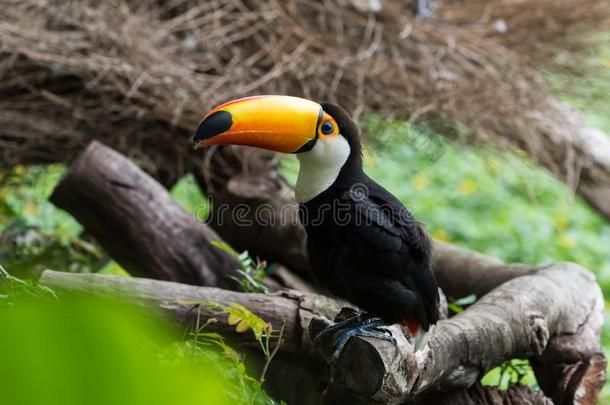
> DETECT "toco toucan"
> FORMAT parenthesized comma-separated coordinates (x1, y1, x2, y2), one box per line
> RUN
(194, 95, 439, 353)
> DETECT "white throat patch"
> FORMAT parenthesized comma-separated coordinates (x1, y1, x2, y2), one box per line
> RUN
(295, 135, 351, 203)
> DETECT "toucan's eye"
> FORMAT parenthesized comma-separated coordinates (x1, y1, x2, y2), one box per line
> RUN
(321, 121, 334, 135)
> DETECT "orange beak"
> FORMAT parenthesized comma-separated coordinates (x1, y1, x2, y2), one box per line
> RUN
(193, 95, 322, 153)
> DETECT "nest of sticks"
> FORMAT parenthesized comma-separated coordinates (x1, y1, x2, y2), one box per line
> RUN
(0, 0, 608, 174)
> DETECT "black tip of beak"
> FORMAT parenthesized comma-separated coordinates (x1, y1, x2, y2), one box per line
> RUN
(193, 110, 233, 146)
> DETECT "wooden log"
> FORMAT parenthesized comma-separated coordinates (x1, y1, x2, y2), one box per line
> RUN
(38, 270, 341, 354)
(415, 262, 605, 405)
(433, 383, 553, 405)
(430, 240, 536, 299)
(50, 141, 240, 289)
(40, 258, 606, 404)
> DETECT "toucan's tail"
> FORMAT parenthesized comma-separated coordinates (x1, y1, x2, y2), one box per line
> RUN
(402, 318, 420, 337)
(401, 318, 432, 351)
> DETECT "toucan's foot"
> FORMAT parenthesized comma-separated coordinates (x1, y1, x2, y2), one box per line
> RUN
(331, 319, 395, 360)
(314, 315, 396, 360)
(314, 313, 371, 344)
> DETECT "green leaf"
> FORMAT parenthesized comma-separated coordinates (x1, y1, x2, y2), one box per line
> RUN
(210, 240, 239, 257)
(227, 313, 240, 326)
(235, 320, 250, 333)
(453, 294, 477, 306)
(447, 303, 464, 314)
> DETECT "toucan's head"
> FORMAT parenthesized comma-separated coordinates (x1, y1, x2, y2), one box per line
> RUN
(194, 95, 362, 201)
(193, 95, 360, 157)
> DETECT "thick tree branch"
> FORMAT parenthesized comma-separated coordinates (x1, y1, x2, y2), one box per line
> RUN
(40, 259, 605, 404)
(39, 270, 340, 354)
(430, 240, 536, 299)
(49, 141, 240, 289)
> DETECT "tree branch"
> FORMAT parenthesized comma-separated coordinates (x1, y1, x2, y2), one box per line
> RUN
(40, 258, 605, 404)
(49, 141, 240, 289)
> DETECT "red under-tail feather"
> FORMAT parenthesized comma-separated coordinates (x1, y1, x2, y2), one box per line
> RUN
(401, 318, 421, 337)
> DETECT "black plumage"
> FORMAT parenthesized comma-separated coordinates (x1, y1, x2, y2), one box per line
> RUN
(299, 103, 439, 331)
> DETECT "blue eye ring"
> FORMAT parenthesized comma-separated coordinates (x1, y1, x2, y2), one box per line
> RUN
(321, 121, 334, 135)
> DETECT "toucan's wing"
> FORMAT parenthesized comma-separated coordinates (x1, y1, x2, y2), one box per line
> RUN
(340, 181, 439, 327)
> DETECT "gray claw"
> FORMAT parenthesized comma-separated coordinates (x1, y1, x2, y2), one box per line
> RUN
(315, 314, 364, 343)
(328, 319, 396, 360)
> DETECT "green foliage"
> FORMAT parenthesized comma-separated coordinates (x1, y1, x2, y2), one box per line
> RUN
(97, 259, 130, 276)
(197, 301, 285, 386)
(0, 222, 103, 278)
(171, 173, 210, 220)
(447, 294, 477, 315)
(481, 359, 537, 389)
(0, 165, 104, 277)
(0, 263, 57, 305)
(0, 269, 280, 405)
(211, 241, 269, 293)
(169, 301, 284, 404)
(363, 125, 610, 277)
(0, 295, 229, 405)
(0, 165, 80, 234)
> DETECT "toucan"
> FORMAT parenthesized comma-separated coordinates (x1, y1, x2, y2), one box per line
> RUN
(193, 95, 439, 352)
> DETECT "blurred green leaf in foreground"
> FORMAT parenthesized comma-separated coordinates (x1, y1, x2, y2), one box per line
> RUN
(0, 267, 279, 405)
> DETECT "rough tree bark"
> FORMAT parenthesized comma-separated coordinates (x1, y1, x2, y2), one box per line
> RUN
(40, 255, 605, 404)
(49, 141, 240, 289)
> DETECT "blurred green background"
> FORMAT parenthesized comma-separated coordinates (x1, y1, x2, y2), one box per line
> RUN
(0, 32, 608, 405)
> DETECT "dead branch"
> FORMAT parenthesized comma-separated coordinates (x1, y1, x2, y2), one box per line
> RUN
(49, 141, 240, 288)
(40, 256, 605, 404)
